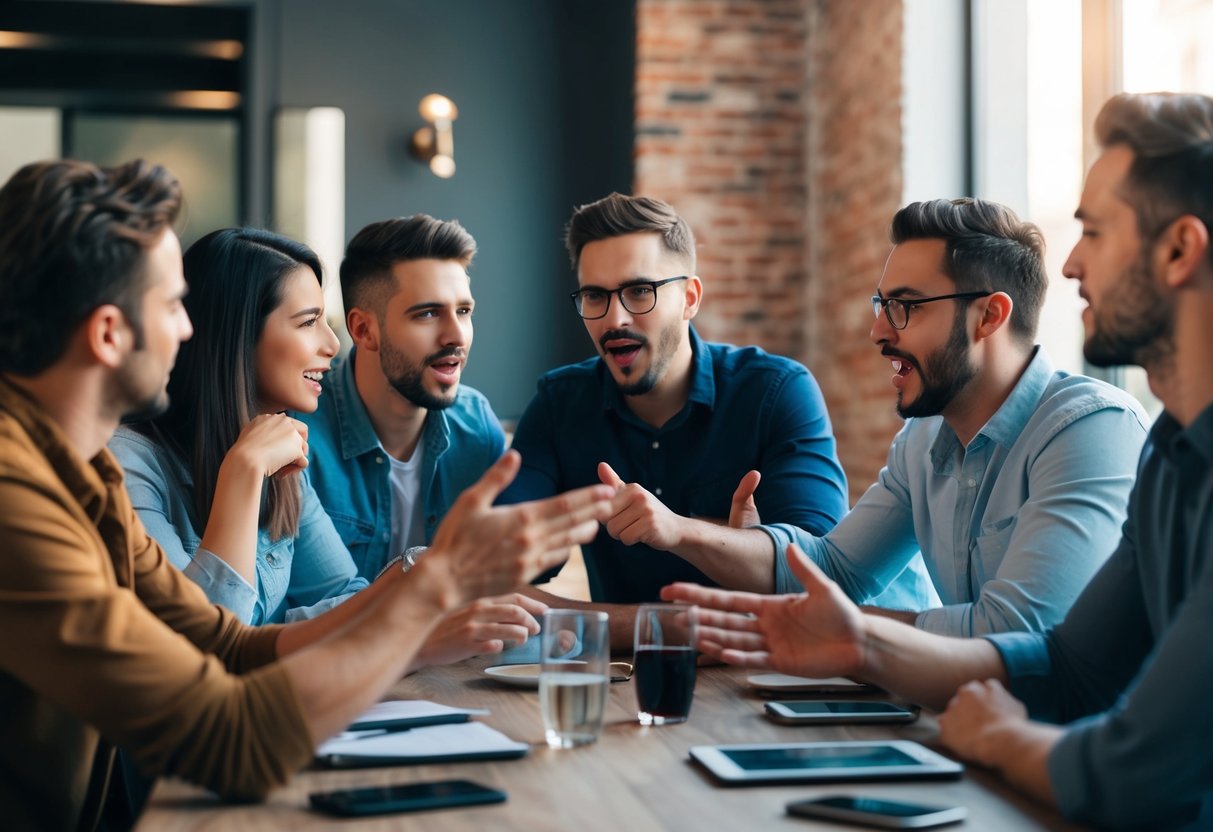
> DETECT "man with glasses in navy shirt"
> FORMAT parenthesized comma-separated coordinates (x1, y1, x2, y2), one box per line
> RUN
(500, 193, 851, 645)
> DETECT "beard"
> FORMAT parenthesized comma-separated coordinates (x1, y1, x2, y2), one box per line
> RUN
(600, 321, 682, 397)
(888, 311, 978, 419)
(380, 341, 462, 411)
(113, 351, 171, 423)
(1083, 249, 1175, 369)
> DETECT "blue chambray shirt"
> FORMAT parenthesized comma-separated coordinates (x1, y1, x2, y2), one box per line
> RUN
(297, 348, 506, 579)
(764, 347, 1150, 636)
(500, 326, 849, 603)
(988, 405, 1213, 829)
(109, 426, 368, 624)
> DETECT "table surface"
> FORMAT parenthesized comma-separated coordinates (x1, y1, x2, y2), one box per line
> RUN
(139, 658, 1085, 831)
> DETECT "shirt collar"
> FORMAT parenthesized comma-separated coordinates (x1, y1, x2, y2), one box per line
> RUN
(1154, 401, 1213, 468)
(930, 345, 1053, 469)
(0, 375, 114, 520)
(332, 348, 448, 460)
(600, 325, 715, 415)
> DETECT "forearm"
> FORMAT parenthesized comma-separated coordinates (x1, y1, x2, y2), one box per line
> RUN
(669, 522, 775, 592)
(861, 606, 919, 626)
(976, 720, 1061, 809)
(198, 454, 264, 584)
(276, 558, 457, 743)
(276, 565, 400, 655)
(860, 616, 1007, 710)
(522, 586, 637, 652)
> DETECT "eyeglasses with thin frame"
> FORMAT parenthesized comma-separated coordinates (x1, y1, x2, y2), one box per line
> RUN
(570, 276, 690, 320)
(871, 290, 993, 331)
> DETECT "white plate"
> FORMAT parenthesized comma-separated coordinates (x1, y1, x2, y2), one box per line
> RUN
(483, 663, 542, 688)
(745, 672, 878, 693)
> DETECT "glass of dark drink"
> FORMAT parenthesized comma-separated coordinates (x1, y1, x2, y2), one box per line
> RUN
(633, 603, 698, 725)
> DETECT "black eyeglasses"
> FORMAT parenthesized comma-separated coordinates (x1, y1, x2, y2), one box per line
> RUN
(871, 291, 993, 331)
(570, 276, 690, 320)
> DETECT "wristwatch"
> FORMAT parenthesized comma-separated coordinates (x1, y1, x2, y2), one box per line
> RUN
(374, 545, 429, 580)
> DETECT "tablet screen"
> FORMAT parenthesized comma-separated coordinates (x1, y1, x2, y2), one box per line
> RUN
(723, 745, 918, 771)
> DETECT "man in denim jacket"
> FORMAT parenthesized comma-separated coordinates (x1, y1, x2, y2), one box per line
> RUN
(300, 215, 506, 579)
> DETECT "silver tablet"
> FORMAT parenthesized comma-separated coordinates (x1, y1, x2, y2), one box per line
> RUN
(689, 740, 963, 784)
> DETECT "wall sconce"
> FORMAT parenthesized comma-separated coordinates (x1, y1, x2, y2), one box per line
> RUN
(409, 93, 458, 178)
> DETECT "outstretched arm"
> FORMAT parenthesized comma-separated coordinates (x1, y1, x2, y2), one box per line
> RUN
(662, 543, 1006, 711)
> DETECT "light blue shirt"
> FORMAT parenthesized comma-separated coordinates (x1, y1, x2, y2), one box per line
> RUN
(109, 426, 368, 624)
(297, 348, 506, 579)
(763, 348, 1150, 636)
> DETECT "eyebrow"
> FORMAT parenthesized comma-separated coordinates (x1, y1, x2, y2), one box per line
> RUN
(404, 299, 475, 314)
(877, 286, 930, 299)
(290, 306, 322, 319)
(578, 276, 663, 292)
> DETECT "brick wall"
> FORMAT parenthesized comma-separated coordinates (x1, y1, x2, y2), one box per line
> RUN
(634, 0, 905, 502)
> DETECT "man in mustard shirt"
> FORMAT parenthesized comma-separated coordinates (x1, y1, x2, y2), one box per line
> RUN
(0, 159, 617, 830)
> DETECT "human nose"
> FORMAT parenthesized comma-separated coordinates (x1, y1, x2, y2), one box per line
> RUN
(600, 290, 632, 329)
(320, 317, 339, 356)
(1061, 245, 1081, 283)
(869, 302, 895, 345)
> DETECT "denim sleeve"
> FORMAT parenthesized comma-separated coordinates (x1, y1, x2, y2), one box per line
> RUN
(916, 404, 1145, 637)
(110, 432, 259, 622)
(283, 476, 368, 621)
(1037, 542, 1213, 828)
(752, 367, 848, 537)
(766, 422, 926, 605)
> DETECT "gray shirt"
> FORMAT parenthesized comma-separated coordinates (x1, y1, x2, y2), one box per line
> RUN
(989, 404, 1213, 829)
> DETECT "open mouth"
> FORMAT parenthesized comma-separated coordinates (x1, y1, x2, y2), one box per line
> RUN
(428, 357, 462, 383)
(888, 357, 915, 389)
(303, 369, 326, 394)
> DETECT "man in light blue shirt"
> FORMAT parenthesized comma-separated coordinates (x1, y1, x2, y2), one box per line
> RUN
(300, 215, 506, 579)
(667, 92, 1213, 829)
(758, 198, 1149, 636)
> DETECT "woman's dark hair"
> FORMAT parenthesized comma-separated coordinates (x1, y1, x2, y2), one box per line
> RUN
(134, 228, 322, 540)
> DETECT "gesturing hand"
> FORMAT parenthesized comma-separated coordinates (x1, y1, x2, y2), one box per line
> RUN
(661, 543, 867, 680)
(728, 470, 762, 528)
(938, 679, 1029, 766)
(420, 451, 619, 606)
(597, 461, 686, 551)
(412, 593, 547, 670)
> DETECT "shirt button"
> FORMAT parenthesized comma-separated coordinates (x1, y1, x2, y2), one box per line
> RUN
(654, 487, 663, 496)
(651, 441, 660, 450)
(376, 456, 384, 464)
(967, 478, 977, 488)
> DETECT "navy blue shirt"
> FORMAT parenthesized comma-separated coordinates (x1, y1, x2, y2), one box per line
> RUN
(990, 404, 1213, 829)
(501, 327, 848, 603)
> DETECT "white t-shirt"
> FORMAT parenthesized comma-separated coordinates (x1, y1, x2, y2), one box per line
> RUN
(386, 442, 427, 558)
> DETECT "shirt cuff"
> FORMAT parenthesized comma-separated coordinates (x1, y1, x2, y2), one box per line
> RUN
(183, 547, 257, 623)
(760, 523, 801, 593)
(984, 631, 1060, 720)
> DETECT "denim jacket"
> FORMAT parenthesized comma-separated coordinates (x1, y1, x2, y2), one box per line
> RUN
(297, 348, 506, 579)
(109, 426, 368, 624)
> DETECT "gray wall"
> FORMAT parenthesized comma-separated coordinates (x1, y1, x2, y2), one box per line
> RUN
(267, 0, 634, 420)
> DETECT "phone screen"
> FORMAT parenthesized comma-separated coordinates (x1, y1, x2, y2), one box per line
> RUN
(725, 745, 919, 771)
(310, 779, 506, 816)
(814, 796, 946, 817)
(780, 701, 911, 715)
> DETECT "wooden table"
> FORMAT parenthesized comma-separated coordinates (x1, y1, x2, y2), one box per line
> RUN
(139, 658, 1084, 830)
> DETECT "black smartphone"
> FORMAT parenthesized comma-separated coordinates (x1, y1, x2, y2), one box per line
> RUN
(764, 700, 919, 725)
(787, 795, 966, 829)
(308, 779, 506, 817)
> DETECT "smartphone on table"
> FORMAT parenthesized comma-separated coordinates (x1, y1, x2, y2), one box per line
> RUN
(309, 779, 506, 817)
(787, 795, 966, 828)
(764, 700, 919, 725)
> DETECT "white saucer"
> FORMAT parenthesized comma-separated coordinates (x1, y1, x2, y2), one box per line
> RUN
(483, 663, 542, 688)
(745, 672, 877, 693)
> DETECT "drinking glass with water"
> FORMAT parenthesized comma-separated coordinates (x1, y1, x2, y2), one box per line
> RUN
(538, 610, 610, 749)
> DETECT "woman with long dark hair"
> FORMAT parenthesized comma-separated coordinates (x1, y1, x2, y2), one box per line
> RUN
(112, 226, 545, 659)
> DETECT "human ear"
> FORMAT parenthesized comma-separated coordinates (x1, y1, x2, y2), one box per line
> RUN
(84, 304, 131, 368)
(1158, 215, 1210, 289)
(682, 275, 703, 321)
(974, 292, 1014, 340)
(346, 307, 380, 351)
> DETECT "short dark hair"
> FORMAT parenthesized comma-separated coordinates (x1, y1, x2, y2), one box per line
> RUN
(890, 198, 1047, 344)
(138, 228, 322, 541)
(340, 214, 476, 317)
(564, 192, 696, 272)
(1095, 92, 1213, 261)
(0, 158, 181, 375)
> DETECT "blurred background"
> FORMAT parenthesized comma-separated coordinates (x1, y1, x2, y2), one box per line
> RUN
(2, 0, 1210, 501)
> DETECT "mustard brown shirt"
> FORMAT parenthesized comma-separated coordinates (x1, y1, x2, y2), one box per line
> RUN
(0, 377, 313, 831)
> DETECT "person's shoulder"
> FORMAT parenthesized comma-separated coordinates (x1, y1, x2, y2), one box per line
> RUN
(109, 425, 171, 465)
(535, 355, 603, 391)
(1038, 369, 1150, 426)
(446, 385, 503, 432)
(706, 339, 807, 379)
